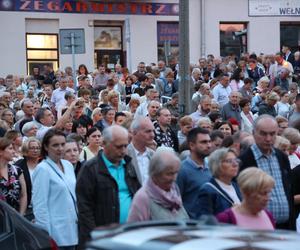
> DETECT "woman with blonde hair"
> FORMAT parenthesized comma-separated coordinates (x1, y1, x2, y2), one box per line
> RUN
(258, 91, 279, 117)
(107, 90, 123, 112)
(282, 127, 300, 169)
(217, 167, 275, 230)
(15, 138, 41, 220)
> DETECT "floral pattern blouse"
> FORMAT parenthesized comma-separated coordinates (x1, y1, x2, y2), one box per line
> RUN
(0, 164, 23, 211)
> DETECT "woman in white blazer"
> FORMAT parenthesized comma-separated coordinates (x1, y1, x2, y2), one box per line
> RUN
(32, 129, 78, 249)
(240, 98, 255, 134)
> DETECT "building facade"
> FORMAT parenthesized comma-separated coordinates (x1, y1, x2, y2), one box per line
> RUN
(0, 0, 300, 76)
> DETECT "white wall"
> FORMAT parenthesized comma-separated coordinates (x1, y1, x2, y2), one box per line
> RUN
(1, 0, 300, 76)
(0, 10, 178, 76)
(203, 0, 300, 58)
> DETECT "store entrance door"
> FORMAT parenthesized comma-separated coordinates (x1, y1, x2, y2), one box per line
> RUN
(95, 50, 123, 70)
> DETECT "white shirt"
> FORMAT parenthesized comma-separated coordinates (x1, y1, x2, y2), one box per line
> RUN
(212, 83, 232, 107)
(51, 87, 75, 110)
(216, 179, 241, 205)
(133, 146, 150, 185)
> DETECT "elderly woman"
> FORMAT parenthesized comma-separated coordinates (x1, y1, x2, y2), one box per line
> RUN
(193, 148, 242, 218)
(217, 167, 275, 230)
(240, 98, 254, 133)
(127, 148, 189, 222)
(258, 92, 279, 117)
(63, 138, 82, 177)
(274, 91, 291, 119)
(108, 90, 123, 112)
(21, 121, 38, 142)
(178, 116, 193, 146)
(1, 108, 14, 129)
(198, 117, 213, 133)
(251, 76, 270, 114)
(282, 128, 300, 169)
(15, 138, 41, 220)
(92, 107, 102, 125)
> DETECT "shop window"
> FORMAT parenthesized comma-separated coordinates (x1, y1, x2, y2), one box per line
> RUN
(220, 23, 247, 58)
(94, 26, 123, 70)
(157, 22, 179, 67)
(26, 33, 59, 75)
(280, 23, 300, 52)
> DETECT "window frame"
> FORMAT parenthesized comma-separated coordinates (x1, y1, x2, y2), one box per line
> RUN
(26, 33, 59, 75)
(219, 22, 248, 58)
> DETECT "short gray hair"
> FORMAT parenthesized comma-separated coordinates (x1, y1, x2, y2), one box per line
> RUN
(253, 114, 277, 131)
(92, 107, 102, 118)
(149, 147, 180, 178)
(22, 121, 38, 135)
(208, 147, 236, 177)
(102, 125, 128, 143)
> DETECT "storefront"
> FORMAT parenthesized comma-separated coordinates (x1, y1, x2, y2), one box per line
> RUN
(0, 0, 300, 77)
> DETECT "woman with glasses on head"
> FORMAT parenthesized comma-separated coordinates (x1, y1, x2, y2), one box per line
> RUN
(15, 138, 41, 220)
(193, 148, 242, 219)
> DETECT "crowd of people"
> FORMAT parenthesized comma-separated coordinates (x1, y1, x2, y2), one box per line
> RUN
(1, 45, 300, 249)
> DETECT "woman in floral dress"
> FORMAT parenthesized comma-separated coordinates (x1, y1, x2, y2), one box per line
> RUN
(0, 137, 27, 215)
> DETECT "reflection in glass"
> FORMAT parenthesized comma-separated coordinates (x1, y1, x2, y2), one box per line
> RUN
(27, 50, 58, 60)
(27, 34, 57, 49)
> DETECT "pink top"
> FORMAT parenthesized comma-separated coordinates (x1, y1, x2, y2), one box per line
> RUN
(232, 207, 275, 230)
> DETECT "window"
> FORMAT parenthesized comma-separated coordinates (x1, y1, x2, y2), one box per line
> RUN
(220, 23, 247, 57)
(157, 22, 179, 66)
(280, 23, 300, 52)
(26, 33, 59, 75)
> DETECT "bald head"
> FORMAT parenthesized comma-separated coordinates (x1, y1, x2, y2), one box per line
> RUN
(102, 125, 129, 165)
(253, 115, 278, 154)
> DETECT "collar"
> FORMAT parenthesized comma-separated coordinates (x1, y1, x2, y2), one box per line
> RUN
(132, 144, 149, 156)
(186, 155, 208, 170)
(251, 144, 276, 160)
(102, 152, 125, 168)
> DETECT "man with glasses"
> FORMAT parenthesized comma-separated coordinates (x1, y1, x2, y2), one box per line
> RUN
(76, 125, 140, 247)
(239, 115, 294, 229)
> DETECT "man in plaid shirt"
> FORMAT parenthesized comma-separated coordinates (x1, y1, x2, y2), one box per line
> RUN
(239, 115, 295, 230)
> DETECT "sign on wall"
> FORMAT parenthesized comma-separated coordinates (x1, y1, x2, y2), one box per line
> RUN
(249, 0, 300, 16)
(157, 22, 179, 46)
(0, 0, 179, 16)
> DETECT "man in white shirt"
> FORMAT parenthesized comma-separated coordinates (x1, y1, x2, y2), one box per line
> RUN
(127, 117, 155, 185)
(51, 77, 75, 112)
(212, 74, 231, 107)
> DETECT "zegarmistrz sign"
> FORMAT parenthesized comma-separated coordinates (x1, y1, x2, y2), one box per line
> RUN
(0, 0, 179, 16)
(249, 0, 300, 16)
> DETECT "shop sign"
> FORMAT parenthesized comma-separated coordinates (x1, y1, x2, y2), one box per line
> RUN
(157, 22, 179, 46)
(249, 0, 300, 16)
(0, 0, 179, 16)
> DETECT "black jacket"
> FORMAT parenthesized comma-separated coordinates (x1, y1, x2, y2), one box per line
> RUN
(239, 147, 295, 229)
(76, 151, 140, 246)
(258, 102, 277, 117)
(15, 158, 32, 208)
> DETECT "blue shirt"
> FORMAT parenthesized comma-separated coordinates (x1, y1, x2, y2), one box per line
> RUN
(177, 156, 212, 218)
(251, 144, 290, 223)
(102, 153, 132, 224)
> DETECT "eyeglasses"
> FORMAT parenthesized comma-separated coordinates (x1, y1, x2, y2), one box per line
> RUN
(29, 147, 40, 151)
(223, 158, 241, 165)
